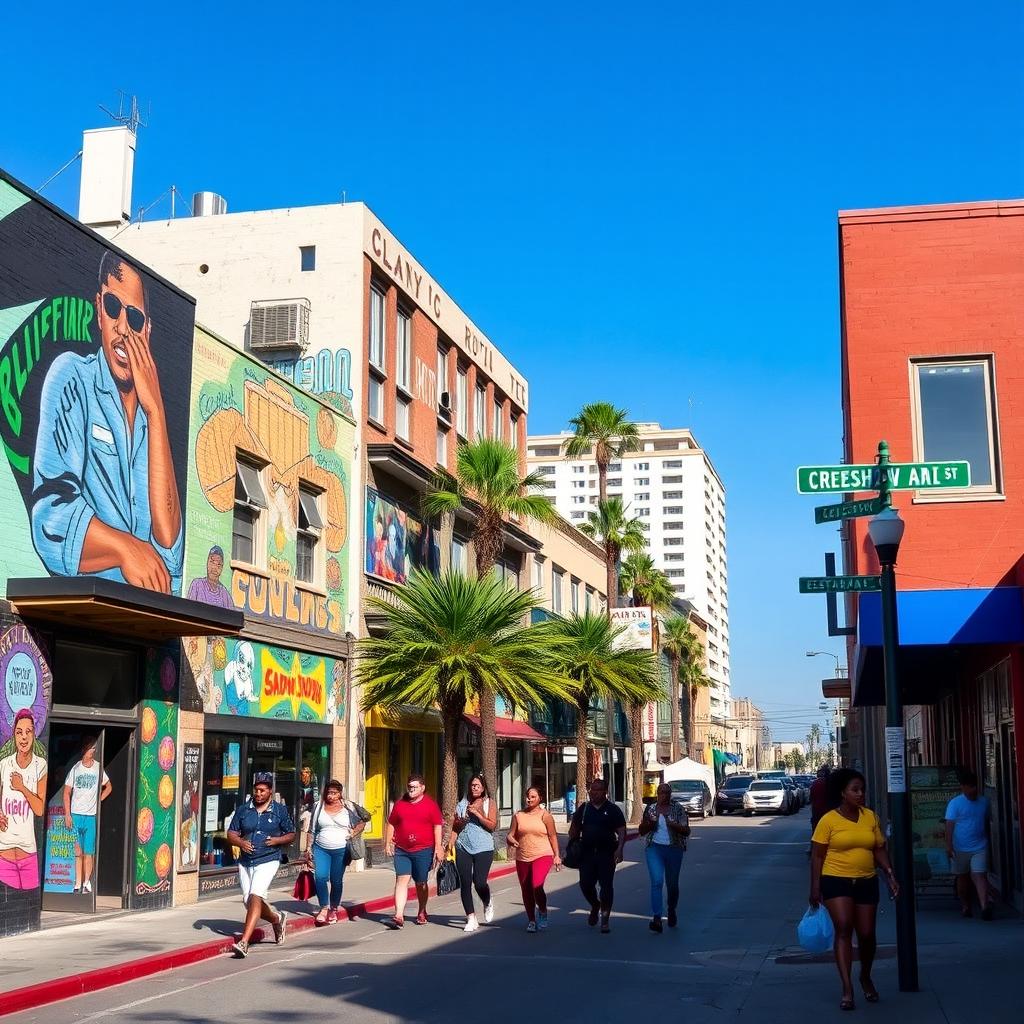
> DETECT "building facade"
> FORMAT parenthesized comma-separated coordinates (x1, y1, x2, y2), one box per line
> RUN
(839, 198, 1024, 910)
(526, 423, 731, 717)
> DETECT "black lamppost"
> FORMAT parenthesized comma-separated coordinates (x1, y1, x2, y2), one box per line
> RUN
(867, 506, 919, 993)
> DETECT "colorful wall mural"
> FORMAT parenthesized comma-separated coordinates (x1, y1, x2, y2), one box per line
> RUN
(186, 330, 353, 636)
(364, 487, 440, 585)
(266, 347, 354, 418)
(183, 636, 345, 724)
(0, 174, 195, 594)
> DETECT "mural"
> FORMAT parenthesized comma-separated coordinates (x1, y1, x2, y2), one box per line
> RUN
(364, 487, 440, 585)
(0, 175, 194, 593)
(0, 625, 50, 892)
(183, 636, 346, 725)
(186, 331, 353, 636)
(266, 347, 354, 418)
(179, 743, 201, 872)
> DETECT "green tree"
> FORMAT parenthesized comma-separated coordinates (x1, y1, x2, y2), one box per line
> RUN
(660, 615, 704, 763)
(541, 612, 662, 807)
(783, 749, 807, 773)
(357, 571, 574, 823)
(423, 437, 558, 792)
(579, 498, 647, 615)
(563, 402, 640, 504)
(619, 553, 675, 612)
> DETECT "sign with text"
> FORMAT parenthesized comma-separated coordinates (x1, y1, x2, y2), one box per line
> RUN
(610, 607, 654, 651)
(179, 743, 201, 872)
(797, 461, 970, 494)
(814, 497, 882, 524)
(799, 575, 881, 594)
(885, 726, 907, 794)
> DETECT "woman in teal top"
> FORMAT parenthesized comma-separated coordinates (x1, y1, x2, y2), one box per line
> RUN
(449, 774, 498, 933)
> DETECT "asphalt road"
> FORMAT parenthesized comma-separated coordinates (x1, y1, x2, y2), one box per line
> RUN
(9, 807, 815, 1024)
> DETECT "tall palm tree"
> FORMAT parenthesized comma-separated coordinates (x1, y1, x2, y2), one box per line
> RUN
(564, 402, 640, 503)
(683, 652, 713, 762)
(579, 498, 646, 613)
(661, 615, 704, 763)
(619, 553, 675, 612)
(358, 571, 573, 824)
(422, 438, 559, 796)
(541, 613, 662, 801)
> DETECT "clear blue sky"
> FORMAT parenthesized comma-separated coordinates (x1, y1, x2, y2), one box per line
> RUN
(3, 3, 1022, 741)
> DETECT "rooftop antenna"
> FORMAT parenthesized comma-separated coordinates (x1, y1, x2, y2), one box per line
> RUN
(99, 91, 150, 136)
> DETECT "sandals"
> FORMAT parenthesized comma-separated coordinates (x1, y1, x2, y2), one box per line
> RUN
(314, 909, 330, 927)
(600, 913, 611, 934)
(840, 996, 855, 1011)
(861, 979, 880, 1003)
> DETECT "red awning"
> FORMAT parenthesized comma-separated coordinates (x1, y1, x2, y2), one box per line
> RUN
(462, 714, 545, 742)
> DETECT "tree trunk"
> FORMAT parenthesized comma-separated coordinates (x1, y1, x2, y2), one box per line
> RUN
(440, 705, 462, 844)
(669, 653, 681, 763)
(606, 541, 619, 615)
(576, 691, 590, 801)
(689, 685, 698, 761)
(473, 513, 503, 797)
(597, 452, 608, 505)
(628, 701, 644, 826)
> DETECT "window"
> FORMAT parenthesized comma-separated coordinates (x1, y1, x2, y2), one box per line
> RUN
(452, 537, 468, 575)
(532, 558, 544, 592)
(475, 384, 486, 439)
(396, 310, 411, 391)
(636, 507, 649, 517)
(663, 475, 682, 484)
(635, 492, 650, 501)
(913, 358, 999, 492)
(573, 480, 586, 489)
(634, 477, 649, 486)
(300, 245, 316, 272)
(664, 506, 684, 515)
(233, 458, 267, 564)
(437, 427, 448, 466)
(571, 577, 580, 613)
(493, 398, 503, 439)
(573, 465, 585, 474)
(369, 285, 386, 370)
(665, 521, 685, 531)
(537, 465, 556, 475)
(664, 537, 684, 547)
(571, 511, 585, 520)
(455, 368, 468, 436)
(609, 462, 621, 472)
(552, 567, 564, 613)
(635, 462, 649, 470)
(664, 553, 684, 562)
(396, 395, 411, 442)
(437, 346, 450, 405)
(664, 490, 683, 499)
(493, 559, 519, 590)
(296, 485, 323, 584)
(664, 459, 682, 468)
(585, 587, 594, 613)
(607, 478, 622, 487)
(368, 374, 384, 425)
(511, 413, 519, 452)
(572, 496, 586, 504)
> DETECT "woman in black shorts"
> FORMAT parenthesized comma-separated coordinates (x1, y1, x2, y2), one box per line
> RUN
(809, 768, 899, 1011)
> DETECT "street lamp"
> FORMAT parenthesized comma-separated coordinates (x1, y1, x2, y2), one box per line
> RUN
(806, 650, 842, 677)
(867, 505, 918, 993)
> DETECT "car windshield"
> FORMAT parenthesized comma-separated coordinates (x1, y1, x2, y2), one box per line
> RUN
(723, 777, 753, 790)
(749, 781, 783, 791)
(670, 781, 702, 793)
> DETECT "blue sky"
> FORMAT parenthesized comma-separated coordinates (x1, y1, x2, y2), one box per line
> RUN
(3, 2, 1022, 740)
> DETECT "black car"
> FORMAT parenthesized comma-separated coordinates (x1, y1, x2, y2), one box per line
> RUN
(669, 779, 715, 818)
(715, 774, 755, 814)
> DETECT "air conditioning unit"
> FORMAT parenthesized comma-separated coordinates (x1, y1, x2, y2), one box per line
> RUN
(438, 391, 452, 423)
(249, 298, 311, 354)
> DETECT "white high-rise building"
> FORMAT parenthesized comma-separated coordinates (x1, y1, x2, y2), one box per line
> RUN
(527, 423, 730, 717)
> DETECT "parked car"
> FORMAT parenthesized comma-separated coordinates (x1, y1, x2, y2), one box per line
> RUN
(743, 779, 788, 816)
(792, 774, 815, 803)
(715, 774, 755, 814)
(669, 779, 715, 818)
(780, 776, 801, 812)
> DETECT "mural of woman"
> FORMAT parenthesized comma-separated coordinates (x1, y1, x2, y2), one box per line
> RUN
(0, 710, 47, 890)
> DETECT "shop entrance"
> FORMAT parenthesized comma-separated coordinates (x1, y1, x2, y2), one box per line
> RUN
(42, 723, 134, 913)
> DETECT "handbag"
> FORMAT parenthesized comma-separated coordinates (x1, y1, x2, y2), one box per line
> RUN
(292, 867, 316, 901)
(562, 804, 589, 870)
(436, 851, 461, 897)
(344, 800, 372, 862)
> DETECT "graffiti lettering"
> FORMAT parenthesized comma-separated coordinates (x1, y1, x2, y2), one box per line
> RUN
(414, 358, 437, 410)
(231, 568, 343, 635)
(263, 668, 324, 705)
(51, 375, 82, 457)
(267, 349, 354, 407)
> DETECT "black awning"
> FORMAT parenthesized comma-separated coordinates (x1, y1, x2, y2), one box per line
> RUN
(7, 576, 243, 642)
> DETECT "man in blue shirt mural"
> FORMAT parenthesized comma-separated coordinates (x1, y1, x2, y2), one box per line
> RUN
(30, 252, 183, 593)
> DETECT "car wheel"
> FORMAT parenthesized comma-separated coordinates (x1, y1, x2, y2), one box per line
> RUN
(745, 810, 754, 817)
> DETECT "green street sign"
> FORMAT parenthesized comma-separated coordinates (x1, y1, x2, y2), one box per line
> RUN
(797, 461, 971, 494)
(814, 497, 883, 524)
(799, 575, 881, 594)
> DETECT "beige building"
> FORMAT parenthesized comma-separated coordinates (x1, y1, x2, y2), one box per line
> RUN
(527, 517, 608, 616)
(724, 698, 772, 772)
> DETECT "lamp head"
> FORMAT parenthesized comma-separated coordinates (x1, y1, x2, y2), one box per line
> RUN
(868, 507, 905, 565)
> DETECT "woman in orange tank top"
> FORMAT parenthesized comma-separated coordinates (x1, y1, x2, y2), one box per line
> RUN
(506, 787, 562, 932)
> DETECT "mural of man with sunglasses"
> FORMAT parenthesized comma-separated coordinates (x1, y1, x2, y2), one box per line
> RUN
(30, 251, 183, 594)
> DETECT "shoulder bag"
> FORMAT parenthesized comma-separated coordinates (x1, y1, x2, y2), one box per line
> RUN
(562, 804, 589, 870)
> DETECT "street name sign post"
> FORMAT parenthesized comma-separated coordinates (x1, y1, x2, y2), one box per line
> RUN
(797, 460, 970, 495)
(799, 575, 881, 594)
(814, 496, 882, 524)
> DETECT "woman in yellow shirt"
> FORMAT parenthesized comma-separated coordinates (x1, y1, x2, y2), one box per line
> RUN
(810, 768, 899, 1011)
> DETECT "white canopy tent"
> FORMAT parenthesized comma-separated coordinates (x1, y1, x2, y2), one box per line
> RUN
(660, 756, 716, 798)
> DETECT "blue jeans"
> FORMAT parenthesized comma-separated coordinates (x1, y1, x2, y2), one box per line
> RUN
(645, 843, 683, 916)
(312, 844, 349, 909)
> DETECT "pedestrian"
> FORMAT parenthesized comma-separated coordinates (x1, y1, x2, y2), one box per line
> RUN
(639, 782, 690, 932)
(944, 768, 993, 920)
(297, 765, 319, 854)
(567, 777, 626, 933)
(62, 736, 112, 894)
(308, 779, 367, 926)
(809, 767, 898, 1011)
(506, 786, 561, 932)
(226, 771, 295, 958)
(385, 773, 444, 927)
(449, 773, 498, 933)
(807, 765, 832, 856)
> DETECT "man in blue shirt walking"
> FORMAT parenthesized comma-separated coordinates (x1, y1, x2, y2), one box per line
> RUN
(945, 768, 993, 919)
(31, 252, 183, 593)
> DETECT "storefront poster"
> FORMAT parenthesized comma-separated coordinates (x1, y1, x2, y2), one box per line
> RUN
(204, 794, 219, 832)
(184, 637, 345, 724)
(41, 790, 76, 892)
(0, 624, 51, 750)
(0, 174, 194, 594)
(910, 765, 961, 884)
(179, 743, 201, 872)
(365, 487, 440, 585)
(222, 743, 240, 790)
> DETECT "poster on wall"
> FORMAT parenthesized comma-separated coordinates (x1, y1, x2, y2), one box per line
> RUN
(179, 743, 201, 872)
(910, 765, 961, 887)
(610, 607, 654, 651)
(222, 742, 240, 790)
(365, 487, 440, 584)
(0, 172, 195, 594)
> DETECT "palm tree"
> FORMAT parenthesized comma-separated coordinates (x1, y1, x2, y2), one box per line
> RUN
(542, 613, 662, 802)
(563, 402, 640, 503)
(423, 437, 558, 792)
(357, 571, 573, 824)
(660, 615, 704, 763)
(682, 652, 713, 762)
(579, 498, 646, 613)
(619, 553, 675, 612)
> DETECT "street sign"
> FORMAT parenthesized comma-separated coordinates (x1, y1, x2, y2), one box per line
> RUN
(814, 496, 882, 524)
(797, 461, 971, 494)
(799, 575, 882, 594)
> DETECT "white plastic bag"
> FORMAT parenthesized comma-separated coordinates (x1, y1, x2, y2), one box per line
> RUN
(797, 905, 835, 953)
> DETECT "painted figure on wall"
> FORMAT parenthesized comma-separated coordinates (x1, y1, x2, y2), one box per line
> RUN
(186, 545, 233, 609)
(224, 641, 257, 713)
(63, 736, 111, 894)
(364, 488, 440, 585)
(31, 253, 183, 594)
(0, 710, 47, 891)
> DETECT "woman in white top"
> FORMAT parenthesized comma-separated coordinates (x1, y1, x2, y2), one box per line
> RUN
(308, 779, 365, 925)
(0, 710, 47, 891)
(638, 782, 690, 933)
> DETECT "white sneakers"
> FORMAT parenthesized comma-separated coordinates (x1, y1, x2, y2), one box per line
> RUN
(464, 915, 480, 933)
(484, 900, 495, 924)
(526, 921, 538, 933)
(83, 881, 93, 894)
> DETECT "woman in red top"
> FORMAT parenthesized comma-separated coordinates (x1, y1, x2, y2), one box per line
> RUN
(385, 773, 444, 927)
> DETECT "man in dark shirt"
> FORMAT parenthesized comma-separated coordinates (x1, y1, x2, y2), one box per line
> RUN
(226, 772, 296, 958)
(807, 766, 832, 855)
(568, 778, 626, 933)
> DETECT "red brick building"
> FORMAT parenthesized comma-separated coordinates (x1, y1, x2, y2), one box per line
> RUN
(840, 200, 1024, 910)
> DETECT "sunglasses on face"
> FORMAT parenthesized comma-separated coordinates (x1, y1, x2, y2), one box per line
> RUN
(102, 291, 147, 332)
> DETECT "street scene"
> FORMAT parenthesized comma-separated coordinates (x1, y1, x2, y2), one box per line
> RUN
(1, 4, 1023, 1022)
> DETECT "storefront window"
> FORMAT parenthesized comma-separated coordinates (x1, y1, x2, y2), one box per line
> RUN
(246, 737, 298, 859)
(201, 734, 242, 869)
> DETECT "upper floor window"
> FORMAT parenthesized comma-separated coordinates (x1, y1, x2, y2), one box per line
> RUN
(912, 357, 1000, 494)
(233, 457, 267, 565)
(456, 367, 469, 436)
(552, 566, 565, 613)
(452, 536, 468, 575)
(510, 413, 520, 452)
(396, 309, 411, 391)
(296, 484, 324, 584)
(300, 245, 316, 272)
(475, 384, 487, 440)
(437, 346, 450, 402)
(369, 285, 386, 371)
(493, 398, 503, 440)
